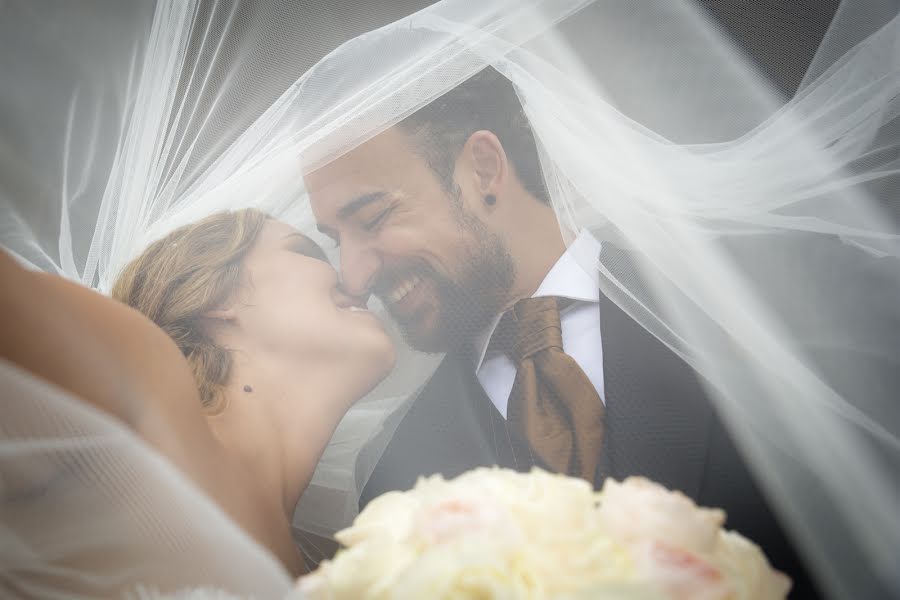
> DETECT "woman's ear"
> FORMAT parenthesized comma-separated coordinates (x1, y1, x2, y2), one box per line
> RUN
(467, 130, 508, 200)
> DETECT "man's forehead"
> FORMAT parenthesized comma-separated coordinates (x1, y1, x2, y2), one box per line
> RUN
(306, 131, 418, 210)
(308, 130, 414, 184)
(305, 166, 385, 215)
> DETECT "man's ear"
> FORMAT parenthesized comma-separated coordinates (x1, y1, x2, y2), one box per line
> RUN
(467, 130, 508, 199)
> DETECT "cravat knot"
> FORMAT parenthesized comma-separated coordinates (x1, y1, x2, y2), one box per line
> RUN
(490, 295, 603, 483)
(495, 297, 564, 364)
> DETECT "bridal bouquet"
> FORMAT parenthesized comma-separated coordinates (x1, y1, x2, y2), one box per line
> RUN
(297, 468, 790, 599)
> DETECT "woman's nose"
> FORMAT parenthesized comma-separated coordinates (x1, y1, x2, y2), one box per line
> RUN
(332, 284, 369, 309)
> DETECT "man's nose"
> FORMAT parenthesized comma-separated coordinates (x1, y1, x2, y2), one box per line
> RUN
(338, 239, 381, 298)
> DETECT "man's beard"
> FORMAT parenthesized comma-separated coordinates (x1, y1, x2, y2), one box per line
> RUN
(379, 216, 515, 354)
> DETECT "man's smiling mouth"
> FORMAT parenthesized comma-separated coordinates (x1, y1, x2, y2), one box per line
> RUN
(386, 274, 423, 305)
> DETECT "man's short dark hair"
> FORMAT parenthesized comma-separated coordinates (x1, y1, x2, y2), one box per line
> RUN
(397, 66, 549, 203)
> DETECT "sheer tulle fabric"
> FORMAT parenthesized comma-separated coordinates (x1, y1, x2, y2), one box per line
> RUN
(0, 360, 293, 598)
(1, 0, 898, 597)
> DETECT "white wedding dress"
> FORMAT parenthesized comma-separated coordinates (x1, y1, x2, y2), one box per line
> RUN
(2, 0, 899, 598)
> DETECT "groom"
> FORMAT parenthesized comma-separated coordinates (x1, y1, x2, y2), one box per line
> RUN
(306, 67, 818, 595)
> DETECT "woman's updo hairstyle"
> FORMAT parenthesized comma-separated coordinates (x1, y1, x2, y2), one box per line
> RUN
(112, 209, 268, 410)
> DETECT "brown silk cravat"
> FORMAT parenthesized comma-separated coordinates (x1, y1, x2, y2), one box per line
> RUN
(494, 297, 604, 481)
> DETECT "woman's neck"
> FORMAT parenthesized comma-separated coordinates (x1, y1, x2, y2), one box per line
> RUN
(207, 347, 357, 575)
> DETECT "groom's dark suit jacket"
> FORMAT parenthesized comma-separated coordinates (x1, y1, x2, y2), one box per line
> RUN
(361, 236, 900, 599)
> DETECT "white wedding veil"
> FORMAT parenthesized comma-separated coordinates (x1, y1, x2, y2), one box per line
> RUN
(0, 359, 294, 598)
(2, 0, 899, 598)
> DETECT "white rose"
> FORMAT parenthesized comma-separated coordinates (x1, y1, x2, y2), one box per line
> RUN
(334, 489, 419, 547)
(297, 469, 790, 600)
(714, 530, 792, 600)
(598, 477, 725, 554)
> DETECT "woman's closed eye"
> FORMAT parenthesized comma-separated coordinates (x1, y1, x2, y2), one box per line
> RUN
(291, 244, 330, 264)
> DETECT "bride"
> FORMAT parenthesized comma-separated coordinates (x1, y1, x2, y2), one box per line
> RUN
(1, 208, 393, 584)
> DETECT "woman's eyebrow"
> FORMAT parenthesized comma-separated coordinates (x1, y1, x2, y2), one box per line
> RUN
(282, 232, 328, 260)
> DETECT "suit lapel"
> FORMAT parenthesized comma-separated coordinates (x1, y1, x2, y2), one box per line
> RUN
(361, 353, 502, 506)
(598, 267, 714, 499)
(460, 354, 540, 474)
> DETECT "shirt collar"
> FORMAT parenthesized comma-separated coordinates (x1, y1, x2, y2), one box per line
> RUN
(471, 230, 602, 370)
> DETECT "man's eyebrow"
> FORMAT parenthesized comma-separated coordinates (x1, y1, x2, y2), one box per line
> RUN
(336, 192, 387, 220)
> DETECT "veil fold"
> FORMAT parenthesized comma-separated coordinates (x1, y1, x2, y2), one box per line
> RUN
(0, 359, 293, 598)
(2, 1, 898, 597)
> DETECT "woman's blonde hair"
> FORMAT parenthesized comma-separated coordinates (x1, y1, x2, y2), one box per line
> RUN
(112, 209, 269, 409)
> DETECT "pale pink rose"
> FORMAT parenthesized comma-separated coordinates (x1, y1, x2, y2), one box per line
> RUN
(414, 496, 522, 547)
(635, 540, 733, 600)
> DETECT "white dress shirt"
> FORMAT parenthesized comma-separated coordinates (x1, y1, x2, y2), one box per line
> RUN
(474, 231, 604, 418)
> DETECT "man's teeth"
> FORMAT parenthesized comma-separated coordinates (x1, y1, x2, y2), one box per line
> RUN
(388, 275, 422, 304)
(347, 306, 368, 312)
